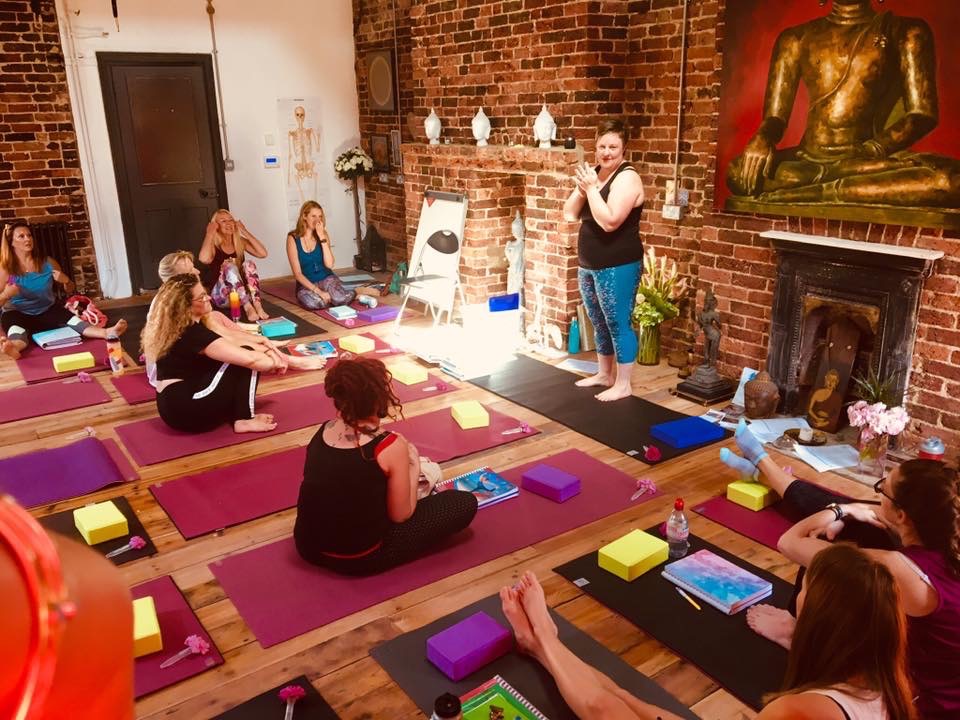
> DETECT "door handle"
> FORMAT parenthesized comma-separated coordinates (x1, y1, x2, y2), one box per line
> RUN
(199, 188, 220, 199)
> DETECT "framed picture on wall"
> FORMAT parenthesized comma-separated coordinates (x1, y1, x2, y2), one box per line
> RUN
(389, 129, 402, 168)
(370, 134, 390, 172)
(365, 49, 396, 113)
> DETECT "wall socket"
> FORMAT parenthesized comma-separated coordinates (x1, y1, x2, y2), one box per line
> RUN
(662, 204, 683, 221)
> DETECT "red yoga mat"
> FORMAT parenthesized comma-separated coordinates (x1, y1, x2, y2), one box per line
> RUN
(114, 385, 336, 466)
(691, 495, 803, 550)
(131, 575, 223, 698)
(15, 338, 110, 384)
(151, 446, 307, 539)
(0, 377, 111, 424)
(110, 372, 154, 405)
(260, 281, 299, 305)
(209, 448, 658, 648)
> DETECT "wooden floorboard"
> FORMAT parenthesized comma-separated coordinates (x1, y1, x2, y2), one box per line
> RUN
(2, 280, 877, 719)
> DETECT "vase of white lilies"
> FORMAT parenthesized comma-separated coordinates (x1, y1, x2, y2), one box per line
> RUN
(631, 247, 688, 365)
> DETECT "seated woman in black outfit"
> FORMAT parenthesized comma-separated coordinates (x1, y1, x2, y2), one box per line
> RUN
(141, 274, 324, 434)
(294, 357, 478, 575)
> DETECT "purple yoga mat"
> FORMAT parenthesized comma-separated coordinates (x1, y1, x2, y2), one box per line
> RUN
(0, 377, 111, 424)
(115, 385, 335, 466)
(15, 339, 110, 384)
(210, 448, 657, 647)
(0, 436, 138, 508)
(387, 405, 538, 463)
(151, 446, 307, 539)
(132, 575, 223, 698)
(692, 495, 805, 550)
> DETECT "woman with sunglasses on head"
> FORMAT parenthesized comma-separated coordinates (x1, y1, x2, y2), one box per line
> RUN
(141, 274, 324, 434)
(199, 209, 270, 321)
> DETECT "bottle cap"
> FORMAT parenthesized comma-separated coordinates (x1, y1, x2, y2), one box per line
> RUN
(434, 692, 461, 718)
(674, 498, 684, 511)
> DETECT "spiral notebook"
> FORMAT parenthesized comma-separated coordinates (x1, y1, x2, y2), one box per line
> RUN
(661, 549, 772, 615)
(460, 675, 548, 720)
(436, 467, 518, 509)
(32, 326, 82, 350)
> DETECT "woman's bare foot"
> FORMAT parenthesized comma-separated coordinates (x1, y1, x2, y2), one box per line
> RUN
(575, 373, 613, 389)
(253, 299, 269, 320)
(288, 355, 326, 372)
(243, 303, 260, 323)
(517, 571, 559, 640)
(1, 337, 25, 360)
(596, 382, 633, 402)
(106, 318, 128, 336)
(746, 604, 795, 650)
(499, 586, 542, 659)
(234, 413, 277, 433)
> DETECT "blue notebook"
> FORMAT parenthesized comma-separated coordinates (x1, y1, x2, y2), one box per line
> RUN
(650, 416, 725, 449)
(437, 467, 518, 509)
(661, 549, 772, 614)
(32, 326, 82, 350)
(293, 340, 337, 357)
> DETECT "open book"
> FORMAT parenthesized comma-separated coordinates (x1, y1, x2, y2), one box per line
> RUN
(436, 467, 518, 509)
(460, 675, 548, 720)
(290, 340, 338, 358)
(661, 549, 772, 615)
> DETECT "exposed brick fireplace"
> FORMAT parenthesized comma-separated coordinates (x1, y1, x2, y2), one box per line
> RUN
(765, 231, 943, 415)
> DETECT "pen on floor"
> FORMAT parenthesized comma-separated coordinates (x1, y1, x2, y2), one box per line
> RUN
(676, 587, 701, 611)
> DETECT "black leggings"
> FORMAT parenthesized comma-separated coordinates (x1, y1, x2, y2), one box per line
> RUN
(783, 479, 897, 614)
(311, 490, 479, 576)
(1, 305, 89, 343)
(156, 363, 259, 432)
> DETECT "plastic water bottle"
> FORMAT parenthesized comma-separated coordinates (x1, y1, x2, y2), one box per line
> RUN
(105, 332, 124, 375)
(229, 289, 241, 322)
(430, 692, 462, 720)
(666, 498, 689, 559)
(568, 316, 581, 354)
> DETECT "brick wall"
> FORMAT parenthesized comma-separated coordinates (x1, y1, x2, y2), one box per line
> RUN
(0, 0, 100, 294)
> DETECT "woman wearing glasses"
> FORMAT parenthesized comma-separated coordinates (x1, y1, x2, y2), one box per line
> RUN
(725, 422, 960, 719)
(141, 274, 323, 434)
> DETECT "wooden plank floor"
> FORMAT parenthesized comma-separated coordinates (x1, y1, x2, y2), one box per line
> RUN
(2, 283, 879, 719)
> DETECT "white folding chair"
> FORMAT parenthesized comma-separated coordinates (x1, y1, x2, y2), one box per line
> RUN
(394, 190, 468, 333)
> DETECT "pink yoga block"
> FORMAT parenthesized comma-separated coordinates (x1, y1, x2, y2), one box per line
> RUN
(357, 305, 400, 322)
(521, 463, 581, 503)
(426, 611, 512, 681)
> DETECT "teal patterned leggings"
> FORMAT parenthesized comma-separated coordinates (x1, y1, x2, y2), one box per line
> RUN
(578, 260, 641, 363)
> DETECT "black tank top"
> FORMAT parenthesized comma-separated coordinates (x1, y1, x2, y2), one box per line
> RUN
(577, 163, 643, 270)
(294, 422, 393, 560)
(200, 245, 237, 290)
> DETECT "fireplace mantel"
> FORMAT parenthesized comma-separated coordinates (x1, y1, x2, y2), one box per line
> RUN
(761, 230, 944, 275)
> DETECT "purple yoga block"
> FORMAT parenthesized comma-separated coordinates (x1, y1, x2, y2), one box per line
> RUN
(426, 611, 512, 681)
(357, 305, 400, 322)
(521, 463, 581, 503)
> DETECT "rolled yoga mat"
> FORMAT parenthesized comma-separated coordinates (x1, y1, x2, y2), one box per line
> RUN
(0, 376, 111, 424)
(370, 593, 697, 720)
(210, 448, 659, 648)
(151, 446, 307, 539)
(0, 436, 138, 508)
(553, 526, 791, 710)
(15, 338, 109, 384)
(212, 675, 339, 720)
(471, 354, 732, 463)
(38, 495, 157, 565)
(132, 575, 224, 699)
(114, 385, 336, 466)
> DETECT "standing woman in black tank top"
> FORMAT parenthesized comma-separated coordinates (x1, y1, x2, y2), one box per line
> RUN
(562, 119, 645, 402)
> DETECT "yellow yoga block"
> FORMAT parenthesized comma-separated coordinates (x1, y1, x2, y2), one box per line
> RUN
(727, 481, 777, 511)
(339, 334, 375, 354)
(132, 596, 163, 658)
(53, 351, 95, 373)
(389, 361, 428, 386)
(73, 500, 129, 545)
(451, 400, 489, 430)
(598, 529, 669, 581)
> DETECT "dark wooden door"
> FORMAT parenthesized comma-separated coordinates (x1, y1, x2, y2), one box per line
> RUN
(99, 53, 227, 291)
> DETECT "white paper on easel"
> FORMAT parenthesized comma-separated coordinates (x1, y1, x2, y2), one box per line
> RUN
(731, 367, 758, 408)
(794, 444, 860, 474)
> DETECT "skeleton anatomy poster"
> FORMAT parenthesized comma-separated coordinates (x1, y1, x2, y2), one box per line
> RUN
(277, 97, 329, 230)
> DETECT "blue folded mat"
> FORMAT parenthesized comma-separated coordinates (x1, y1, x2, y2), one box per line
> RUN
(650, 416, 726, 449)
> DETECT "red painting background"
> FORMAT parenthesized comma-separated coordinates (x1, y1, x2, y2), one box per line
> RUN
(714, 0, 960, 210)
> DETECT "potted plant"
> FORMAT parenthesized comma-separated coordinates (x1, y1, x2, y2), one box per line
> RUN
(334, 146, 374, 254)
(631, 247, 687, 365)
(847, 368, 909, 477)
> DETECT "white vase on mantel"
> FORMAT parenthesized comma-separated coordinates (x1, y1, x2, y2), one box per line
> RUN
(533, 103, 556, 149)
(472, 107, 491, 147)
(424, 108, 442, 145)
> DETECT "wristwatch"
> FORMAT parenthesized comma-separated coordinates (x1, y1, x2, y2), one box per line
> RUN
(825, 502, 845, 521)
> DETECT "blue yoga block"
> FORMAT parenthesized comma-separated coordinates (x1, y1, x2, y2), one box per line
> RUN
(650, 416, 726, 449)
(488, 293, 520, 312)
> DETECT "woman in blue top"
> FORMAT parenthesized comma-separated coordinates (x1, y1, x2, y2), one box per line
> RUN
(285, 200, 380, 311)
(0, 219, 128, 360)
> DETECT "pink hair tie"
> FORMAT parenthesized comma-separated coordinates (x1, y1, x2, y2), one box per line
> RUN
(159, 634, 212, 669)
(279, 685, 307, 719)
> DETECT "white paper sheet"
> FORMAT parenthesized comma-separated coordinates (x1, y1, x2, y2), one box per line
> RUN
(731, 367, 758, 408)
(793, 444, 860, 474)
(750, 417, 811, 443)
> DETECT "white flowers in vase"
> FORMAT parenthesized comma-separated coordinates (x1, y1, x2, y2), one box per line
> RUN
(334, 147, 374, 180)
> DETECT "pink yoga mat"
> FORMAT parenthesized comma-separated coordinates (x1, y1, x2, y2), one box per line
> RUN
(110, 372, 154, 405)
(0, 377, 111, 424)
(132, 575, 223, 698)
(115, 385, 335, 466)
(260, 281, 299, 305)
(210, 448, 656, 647)
(15, 339, 110, 384)
(151, 446, 307, 539)
(330, 331, 402, 357)
(390, 372, 455, 403)
(692, 495, 806, 550)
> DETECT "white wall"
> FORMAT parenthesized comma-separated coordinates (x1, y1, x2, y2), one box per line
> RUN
(56, 0, 363, 297)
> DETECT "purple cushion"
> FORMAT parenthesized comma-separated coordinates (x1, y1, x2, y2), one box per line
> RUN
(521, 463, 581, 503)
(426, 611, 512, 681)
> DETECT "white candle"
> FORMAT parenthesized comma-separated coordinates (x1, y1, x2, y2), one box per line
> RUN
(799, 428, 814, 442)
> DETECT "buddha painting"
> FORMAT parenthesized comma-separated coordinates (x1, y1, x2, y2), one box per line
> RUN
(717, 0, 960, 229)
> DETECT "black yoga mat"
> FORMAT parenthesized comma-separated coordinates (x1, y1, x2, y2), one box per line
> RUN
(471, 355, 731, 463)
(106, 298, 326, 360)
(553, 526, 791, 710)
(38, 495, 157, 566)
(212, 675, 338, 719)
(370, 593, 698, 720)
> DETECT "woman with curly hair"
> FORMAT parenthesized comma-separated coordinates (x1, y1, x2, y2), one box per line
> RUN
(141, 274, 323, 434)
(199, 209, 270, 321)
(294, 356, 477, 575)
(0, 219, 127, 359)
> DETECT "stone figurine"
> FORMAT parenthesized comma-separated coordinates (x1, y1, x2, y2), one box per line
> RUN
(697, 289, 721, 368)
(505, 210, 524, 296)
(424, 108, 441, 145)
(472, 107, 491, 147)
(533, 104, 556, 149)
